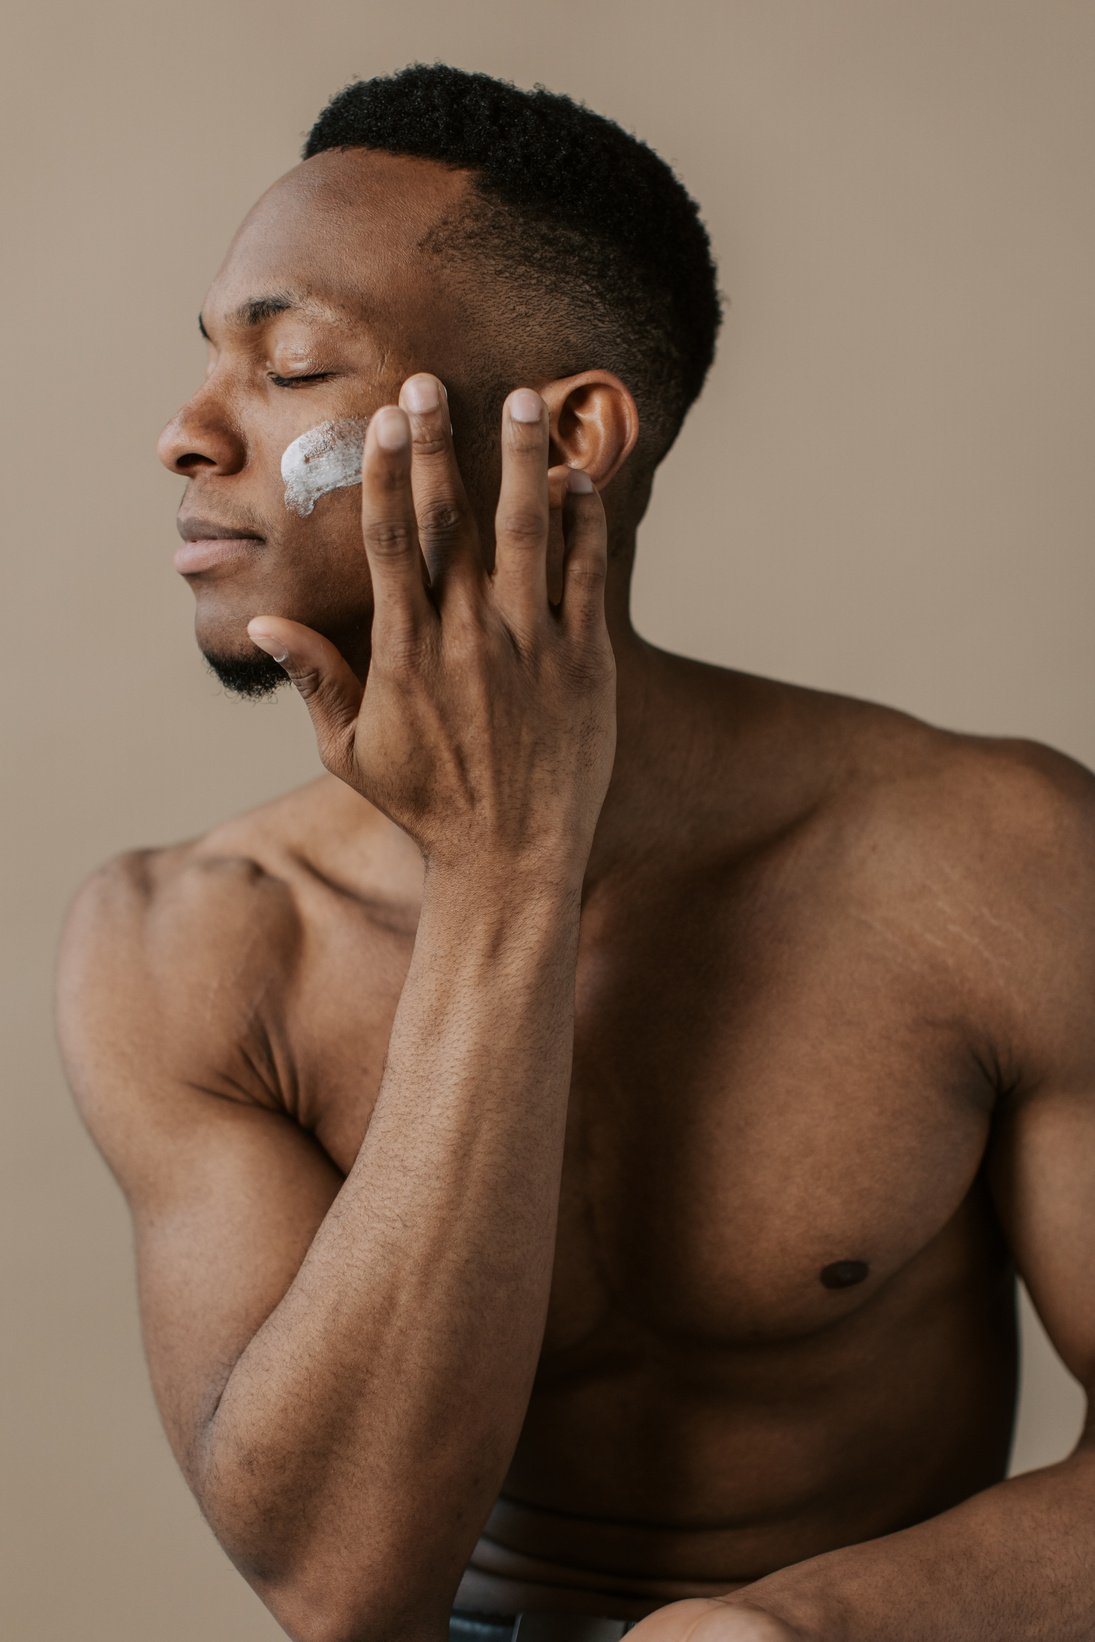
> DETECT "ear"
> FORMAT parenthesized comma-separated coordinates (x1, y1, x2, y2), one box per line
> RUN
(540, 371, 640, 489)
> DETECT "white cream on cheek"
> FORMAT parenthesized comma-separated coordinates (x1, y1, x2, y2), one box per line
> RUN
(280, 416, 370, 516)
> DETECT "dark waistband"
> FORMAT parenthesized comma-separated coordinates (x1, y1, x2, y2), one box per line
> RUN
(450, 1610, 637, 1640)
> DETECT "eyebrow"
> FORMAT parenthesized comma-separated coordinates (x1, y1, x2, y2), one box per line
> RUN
(197, 292, 348, 340)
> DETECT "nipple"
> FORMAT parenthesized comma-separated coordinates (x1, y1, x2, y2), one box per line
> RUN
(820, 1259, 869, 1289)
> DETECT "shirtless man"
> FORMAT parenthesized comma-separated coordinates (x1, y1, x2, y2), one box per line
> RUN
(56, 63, 1095, 1642)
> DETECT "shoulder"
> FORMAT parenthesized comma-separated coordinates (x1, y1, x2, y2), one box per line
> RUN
(915, 729, 1095, 981)
(57, 772, 348, 968)
(771, 675, 1095, 886)
(56, 806, 308, 1117)
(853, 717, 1095, 909)
(932, 731, 1095, 1081)
(60, 837, 301, 985)
(711, 670, 1095, 907)
(802, 697, 1095, 1082)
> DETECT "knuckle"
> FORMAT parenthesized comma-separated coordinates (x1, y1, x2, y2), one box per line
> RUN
(417, 498, 464, 543)
(364, 518, 413, 557)
(497, 506, 545, 544)
(286, 663, 324, 702)
(411, 431, 450, 459)
(566, 559, 608, 592)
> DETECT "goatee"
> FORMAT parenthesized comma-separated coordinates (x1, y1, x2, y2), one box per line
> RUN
(200, 647, 290, 701)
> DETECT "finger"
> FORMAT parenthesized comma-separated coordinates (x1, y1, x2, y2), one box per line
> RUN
(247, 617, 361, 780)
(558, 467, 608, 635)
(491, 387, 550, 633)
(360, 406, 436, 660)
(397, 373, 479, 596)
(545, 463, 571, 606)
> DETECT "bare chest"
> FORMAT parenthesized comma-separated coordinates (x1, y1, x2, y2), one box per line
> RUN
(289, 864, 1000, 1353)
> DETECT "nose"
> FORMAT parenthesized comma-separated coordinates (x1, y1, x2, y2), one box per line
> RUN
(157, 383, 245, 477)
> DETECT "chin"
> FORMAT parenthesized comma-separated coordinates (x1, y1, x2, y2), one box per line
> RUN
(199, 642, 290, 700)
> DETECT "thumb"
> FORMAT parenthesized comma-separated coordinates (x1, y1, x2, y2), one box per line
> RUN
(247, 617, 362, 778)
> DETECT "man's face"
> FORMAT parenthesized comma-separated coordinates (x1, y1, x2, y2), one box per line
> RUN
(158, 149, 480, 696)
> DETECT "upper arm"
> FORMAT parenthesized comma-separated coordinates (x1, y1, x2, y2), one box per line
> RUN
(979, 741, 1095, 1431)
(986, 1075, 1095, 1412)
(56, 849, 346, 1495)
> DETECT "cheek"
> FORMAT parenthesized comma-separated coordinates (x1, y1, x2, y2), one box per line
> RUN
(279, 484, 374, 616)
(280, 417, 370, 516)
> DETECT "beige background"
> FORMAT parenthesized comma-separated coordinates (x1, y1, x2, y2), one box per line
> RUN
(4, 1, 1093, 1637)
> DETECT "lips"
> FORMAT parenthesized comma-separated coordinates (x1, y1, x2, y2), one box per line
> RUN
(173, 534, 264, 575)
(174, 514, 265, 575)
(177, 515, 264, 543)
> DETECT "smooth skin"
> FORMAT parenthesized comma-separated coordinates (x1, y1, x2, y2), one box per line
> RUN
(242, 382, 788, 1642)
(245, 387, 617, 879)
(57, 150, 1095, 1642)
(242, 392, 798, 1642)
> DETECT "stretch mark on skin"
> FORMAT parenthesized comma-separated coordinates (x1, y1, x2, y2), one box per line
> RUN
(281, 417, 370, 516)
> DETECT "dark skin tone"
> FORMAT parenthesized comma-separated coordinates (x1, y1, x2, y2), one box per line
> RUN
(57, 149, 1095, 1642)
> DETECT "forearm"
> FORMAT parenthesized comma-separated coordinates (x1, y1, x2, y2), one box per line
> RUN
(200, 861, 583, 1629)
(729, 1442, 1095, 1642)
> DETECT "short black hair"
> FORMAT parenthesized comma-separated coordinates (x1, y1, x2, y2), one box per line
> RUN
(302, 63, 724, 481)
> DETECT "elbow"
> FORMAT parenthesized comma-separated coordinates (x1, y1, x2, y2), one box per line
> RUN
(309, 1622, 445, 1642)
(252, 1566, 449, 1642)
(194, 1439, 450, 1642)
(288, 1608, 447, 1642)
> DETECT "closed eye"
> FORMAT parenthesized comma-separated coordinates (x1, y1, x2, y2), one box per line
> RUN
(267, 373, 335, 388)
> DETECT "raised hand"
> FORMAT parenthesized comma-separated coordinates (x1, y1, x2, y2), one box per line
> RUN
(247, 375, 617, 884)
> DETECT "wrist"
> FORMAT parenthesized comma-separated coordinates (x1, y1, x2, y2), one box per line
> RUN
(421, 849, 588, 908)
(413, 861, 583, 985)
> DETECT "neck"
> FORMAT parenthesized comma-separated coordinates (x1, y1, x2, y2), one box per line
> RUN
(580, 608, 694, 895)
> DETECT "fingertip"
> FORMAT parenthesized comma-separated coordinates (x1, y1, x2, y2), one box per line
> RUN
(248, 621, 289, 662)
(508, 387, 544, 424)
(399, 374, 442, 416)
(373, 405, 411, 453)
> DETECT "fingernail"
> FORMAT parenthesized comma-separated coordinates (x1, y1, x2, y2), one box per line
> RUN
(248, 624, 289, 662)
(566, 467, 594, 492)
(402, 375, 440, 414)
(376, 407, 410, 450)
(510, 388, 542, 423)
